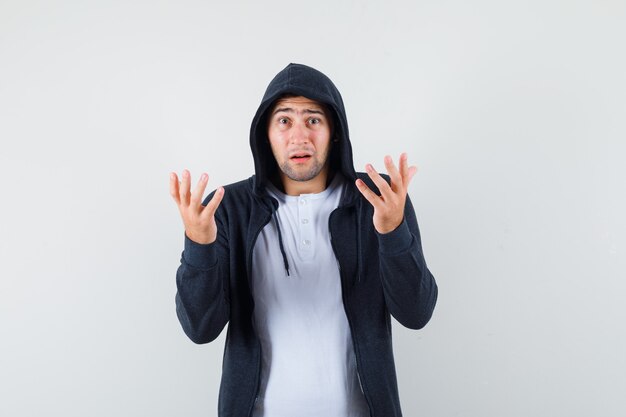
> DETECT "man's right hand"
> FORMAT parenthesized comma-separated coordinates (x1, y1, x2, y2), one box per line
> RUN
(170, 170, 224, 244)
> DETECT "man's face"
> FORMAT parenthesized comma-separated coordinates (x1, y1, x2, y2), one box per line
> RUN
(267, 96, 333, 185)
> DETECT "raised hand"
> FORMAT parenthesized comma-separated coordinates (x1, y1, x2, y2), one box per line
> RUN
(169, 169, 224, 244)
(355, 153, 417, 234)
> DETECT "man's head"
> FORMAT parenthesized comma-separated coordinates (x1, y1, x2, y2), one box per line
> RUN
(267, 95, 334, 195)
(249, 64, 355, 195)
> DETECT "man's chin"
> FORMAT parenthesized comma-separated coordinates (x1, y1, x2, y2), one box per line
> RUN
(280, 166, 321, 183)
(287, 173, 319, 182)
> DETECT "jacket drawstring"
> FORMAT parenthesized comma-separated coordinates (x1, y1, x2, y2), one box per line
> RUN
(356, 201, 363, 283)
(273, 211, 291, 277)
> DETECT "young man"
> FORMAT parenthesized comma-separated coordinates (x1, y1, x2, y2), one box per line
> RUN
(170, 63, 438, 417)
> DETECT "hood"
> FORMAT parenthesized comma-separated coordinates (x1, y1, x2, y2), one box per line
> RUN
(249, 63, 356, 195)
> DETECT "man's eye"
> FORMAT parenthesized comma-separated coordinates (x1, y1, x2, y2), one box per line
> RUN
(278, 118, 289, 124)
(309, 118, 320, 125)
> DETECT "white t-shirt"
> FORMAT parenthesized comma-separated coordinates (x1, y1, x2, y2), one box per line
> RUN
(251, 175, 369, 417)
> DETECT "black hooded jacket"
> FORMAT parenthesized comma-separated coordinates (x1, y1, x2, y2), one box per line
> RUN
(175, 63, 438, 417)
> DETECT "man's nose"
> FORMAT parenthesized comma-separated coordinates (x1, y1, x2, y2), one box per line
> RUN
(289, 121, 309, 144)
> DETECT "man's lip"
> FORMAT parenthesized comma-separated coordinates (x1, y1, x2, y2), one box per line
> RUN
(290, 156, 312, 164)
(289, 152, 313, 159)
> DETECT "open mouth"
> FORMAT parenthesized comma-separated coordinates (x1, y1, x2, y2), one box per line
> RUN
(290, 153, 312, 163)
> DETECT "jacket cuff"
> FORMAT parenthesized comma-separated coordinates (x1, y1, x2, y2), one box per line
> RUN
(183, 234, 218, 270)
(377, 219, 413, 255)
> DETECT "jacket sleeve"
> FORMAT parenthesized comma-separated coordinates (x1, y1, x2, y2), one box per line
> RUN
(377, 195, 438, 329)
(175, 210, 230, 344)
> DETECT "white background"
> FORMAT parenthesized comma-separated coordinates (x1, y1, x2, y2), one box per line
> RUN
(1, 0, 624, 416)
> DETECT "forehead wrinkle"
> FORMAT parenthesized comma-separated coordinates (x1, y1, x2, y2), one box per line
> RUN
(271, 107, 326, 116)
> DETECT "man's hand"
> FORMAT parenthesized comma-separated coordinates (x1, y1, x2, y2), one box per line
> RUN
(355, 153, 417, 234)
(170, 170, 224, 244)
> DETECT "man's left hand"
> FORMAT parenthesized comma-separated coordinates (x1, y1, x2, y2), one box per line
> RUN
(355, 153, 417, 234)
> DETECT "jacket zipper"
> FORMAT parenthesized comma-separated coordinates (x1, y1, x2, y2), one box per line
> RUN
(356, 367, 365, 394)
(329, 208, 374, 416)
(246, 209, 274, 417)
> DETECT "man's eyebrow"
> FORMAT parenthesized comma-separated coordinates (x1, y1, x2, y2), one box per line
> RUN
(272, 107, 325, 115)
(272, 107, 293, 115)
(303, 109, 325, 115)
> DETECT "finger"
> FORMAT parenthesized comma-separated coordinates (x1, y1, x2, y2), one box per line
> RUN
(169, 172, 181, 204)
(399, 152, 409, 187)
(180, 169, 191, 206)
(355, 178, 383, 209)
(400, 153, 419, 188)
(365, 164, 394, 200)
(384, 155, 403, 193)
(190, 173, 209, 207)
(203, 186, 225, 217)
(406, 165, 418, 187)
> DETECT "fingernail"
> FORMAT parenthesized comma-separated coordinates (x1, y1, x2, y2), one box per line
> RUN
(385, 156, 391, 164)
(366, 164, 373, 172)
(201, 173, 208, 181)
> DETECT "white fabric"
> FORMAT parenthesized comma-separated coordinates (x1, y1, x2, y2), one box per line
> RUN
(251, 175, 369, 417)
